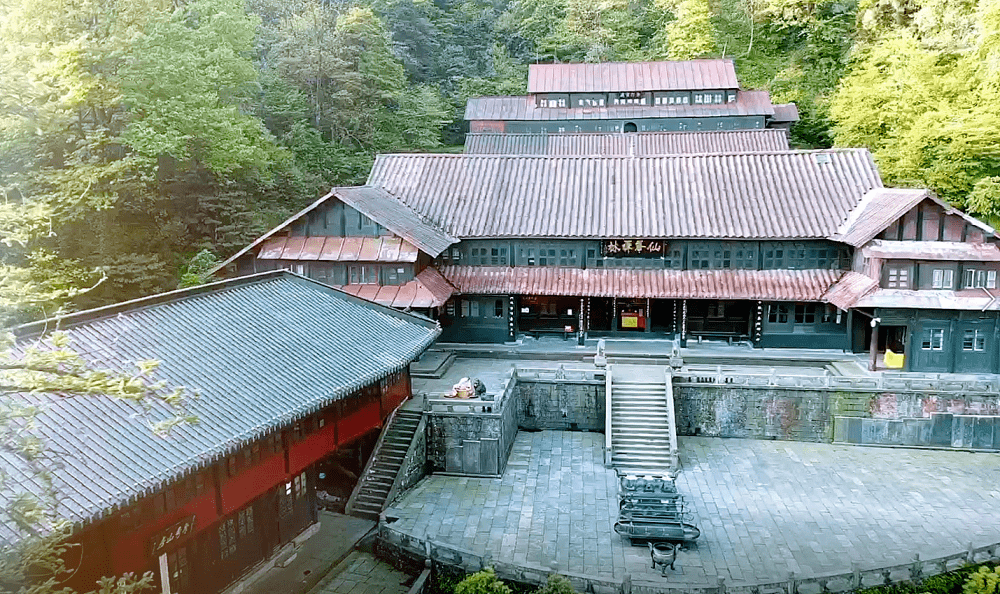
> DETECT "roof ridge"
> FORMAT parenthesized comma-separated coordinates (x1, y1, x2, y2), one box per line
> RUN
(379, 148, 869, 159)
(13, 271, 289, 337)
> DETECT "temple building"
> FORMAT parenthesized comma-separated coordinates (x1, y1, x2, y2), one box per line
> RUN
(215, 60, 1000, 375)
(3, 272, 439, 594)
(465, 59, 798, 134)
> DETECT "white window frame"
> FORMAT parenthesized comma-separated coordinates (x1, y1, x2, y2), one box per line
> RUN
(963, 329, 986, 352)
(922, 328, 945, 351)
(931, 268, 954, 289)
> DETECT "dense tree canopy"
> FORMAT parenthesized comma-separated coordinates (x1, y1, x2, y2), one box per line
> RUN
(1, 0, 999, 318)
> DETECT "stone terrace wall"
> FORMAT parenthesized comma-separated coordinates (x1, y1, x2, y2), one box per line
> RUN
(673, 371, 1000, 444)
(425, 372, 518, 476)
(674, 385, 832, 441)
(515, 367, 605, 431)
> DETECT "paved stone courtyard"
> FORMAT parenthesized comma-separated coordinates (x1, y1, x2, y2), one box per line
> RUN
(309, 551, 412, 594)
(386, 431, 1000, 586)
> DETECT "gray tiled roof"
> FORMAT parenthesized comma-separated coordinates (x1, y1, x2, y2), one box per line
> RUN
(464, 130, 790, 155)
(366, 150, 883, 240)
(2, 272, 439, 544)
(332, 187, 457, 257)
(465, 90, 775, 121)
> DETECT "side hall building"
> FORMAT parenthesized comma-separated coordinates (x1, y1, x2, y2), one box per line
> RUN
(217, 149, 1000, 375)
(3, 272, 439, 594)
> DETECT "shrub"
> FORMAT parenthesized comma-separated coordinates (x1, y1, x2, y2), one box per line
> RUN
(964, 566, 1000, 594)
(455, 568, 512, 594)
(536, 573, 576, 594)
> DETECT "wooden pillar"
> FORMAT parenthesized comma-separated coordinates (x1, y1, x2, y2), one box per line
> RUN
(846, 310, 854, 353)
(947, 317, 957, 373)
(681, 299, 688, 347)
(869, 318, 879, 372)
(612, 297, 618, 333)
(645, 298, 651, 333)
(754, 301, 763, 346)
(672, 300, 679, 337)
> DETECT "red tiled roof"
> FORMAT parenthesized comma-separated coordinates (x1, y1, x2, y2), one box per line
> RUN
(465, 90, 774, 121)
(822, 272, 879, 310)
(463, 130, 790, 156)
(256, 236, 420, 263)
(335, 268, 455, 309)
(833, 188, 930, 247)
(527, 60, 739, 93)
(438, 266, 843, 301)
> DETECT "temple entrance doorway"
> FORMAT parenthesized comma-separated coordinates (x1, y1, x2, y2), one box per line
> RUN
(686, 300, 752, 342)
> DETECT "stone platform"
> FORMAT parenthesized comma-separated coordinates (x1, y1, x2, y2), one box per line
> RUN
(385, 431, 1000, 588)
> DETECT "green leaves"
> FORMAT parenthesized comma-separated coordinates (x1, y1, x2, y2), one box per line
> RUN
(831, 1, 1000, 213)
(665, 0, 717, 60)
(120, 0, 282, 176)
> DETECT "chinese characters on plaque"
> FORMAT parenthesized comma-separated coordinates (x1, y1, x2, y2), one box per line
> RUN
(150, 515, 197, 555)
(602, 239, 665, 257)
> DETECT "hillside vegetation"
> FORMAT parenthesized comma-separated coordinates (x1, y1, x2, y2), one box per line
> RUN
(1, 0, 998, 318)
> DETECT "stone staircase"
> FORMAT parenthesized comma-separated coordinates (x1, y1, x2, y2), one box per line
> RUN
(345, 408, 422, 521)
(606, 364, 678, 476)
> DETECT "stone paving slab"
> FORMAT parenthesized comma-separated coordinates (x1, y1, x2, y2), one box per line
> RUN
(309, 551, 412, 594)
(386, 431, 1000, 587)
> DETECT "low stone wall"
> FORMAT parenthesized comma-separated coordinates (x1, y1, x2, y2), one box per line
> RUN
(674, 385, 832, 441)
(378, 519, 1000, 594)
(835, 413, 1000, 450)
(674, 375, 1000, 444)
(424, 367, 1000, 473)
(515, 367, 605, 431)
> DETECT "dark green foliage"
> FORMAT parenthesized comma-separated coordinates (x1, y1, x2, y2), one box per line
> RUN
(856, 563, 998, 594)
(964, 566, 1000, 594)
(535, 573, 576, 594)
(455, 568, 512, 594)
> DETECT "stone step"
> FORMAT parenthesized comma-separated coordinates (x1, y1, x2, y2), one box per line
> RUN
(359, 486, 390, 498)
(612, 432, 672, 441)
(612, 382, 667, 389)
(613, 454, 672, 463)
(612, 394, 667, 401)
(612, 407, 669, 415)
(612, 419, 669, 427)
(613, 444, 672, 451)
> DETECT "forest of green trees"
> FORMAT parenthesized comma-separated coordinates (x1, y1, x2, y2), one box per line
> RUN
(2, 0, 1000, 322)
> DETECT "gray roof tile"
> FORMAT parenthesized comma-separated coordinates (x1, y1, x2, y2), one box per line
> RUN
(2, 272, 439, 544)
(366, 150, 883, 240)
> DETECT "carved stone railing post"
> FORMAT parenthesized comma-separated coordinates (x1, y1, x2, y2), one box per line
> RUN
(911, 553, 923, 582)
(621, 574, 632, 594)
